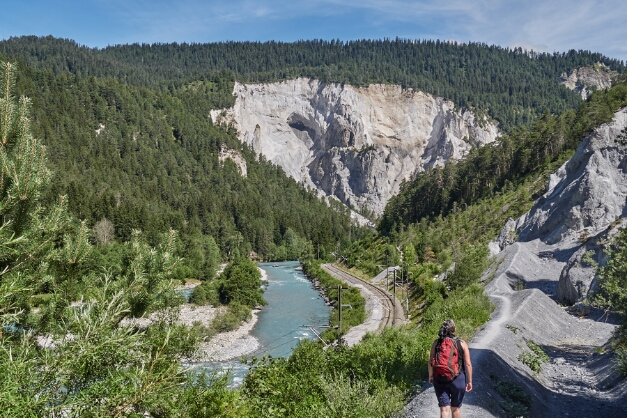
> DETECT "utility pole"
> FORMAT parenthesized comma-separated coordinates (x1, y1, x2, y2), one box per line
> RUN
(393, 269, 397, 325)
(386, 255, 389, 289)
(338, 284, 342, 336)
(393, 268, 396, 299)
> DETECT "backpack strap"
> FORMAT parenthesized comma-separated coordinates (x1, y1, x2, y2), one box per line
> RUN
(455, 337, 465, 374)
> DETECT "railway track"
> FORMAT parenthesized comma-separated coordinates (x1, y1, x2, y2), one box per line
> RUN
(321, 263, 405, 329)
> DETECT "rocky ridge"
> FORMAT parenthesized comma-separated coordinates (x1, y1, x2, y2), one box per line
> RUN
(560, 65, 616, 99)
(500, 108, 627, 304)
(211, 78, 499, 216)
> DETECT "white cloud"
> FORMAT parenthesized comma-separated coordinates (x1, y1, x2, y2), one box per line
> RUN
(90, 0, 626, 61)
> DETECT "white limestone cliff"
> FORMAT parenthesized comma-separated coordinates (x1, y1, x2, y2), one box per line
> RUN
(211, 78, 499, 216)
(560, 65, 616, 99)
(497, 107, 627, 304)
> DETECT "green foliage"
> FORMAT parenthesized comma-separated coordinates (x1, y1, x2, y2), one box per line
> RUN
(241, 281, 492, 416)
(506, 324, 519, 334)
(174, 232, 221, 281)
(8, 64, 355, 267)
(344, 173, 544, 300)
(517, 341, 548, 374)
(177, 372, 250, 417)
(518, 351, 543, 373)
(311, 374, 405, 418)
(615, 345, 627, 377)
(188, 258, 263, 340)
(595, 226, 627, 315)
(218, 258, 266, 307)
(191, 281, 221, 306)
(447, 244, 489, 289)
(302, 261, 366, 338)
(380, 77, 627, 235)
(526, 340, 549, 363)
(212, 302, 252, 333)
(491, 374, 532, 417)
(3, 36, 624, 132)
(0, 60, 236, 416)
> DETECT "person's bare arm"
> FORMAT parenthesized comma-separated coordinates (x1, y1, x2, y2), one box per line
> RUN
(428, 341, 437, 384)
(461, 340, 472, 392)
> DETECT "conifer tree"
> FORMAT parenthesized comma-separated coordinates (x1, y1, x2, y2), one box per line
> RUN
(0, 61, 74, 326)
(0, 61, 240, 416)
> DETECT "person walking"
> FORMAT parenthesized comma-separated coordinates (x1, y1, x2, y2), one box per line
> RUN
(428, 319, 473, 418)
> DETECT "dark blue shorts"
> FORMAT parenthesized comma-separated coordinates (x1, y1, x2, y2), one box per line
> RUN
(433, 373, 466, 408)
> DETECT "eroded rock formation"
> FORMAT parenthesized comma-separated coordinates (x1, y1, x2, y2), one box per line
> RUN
(211, 78, 499, 216)
(497, 108, 627, 304)
(560, 65, 616, 99)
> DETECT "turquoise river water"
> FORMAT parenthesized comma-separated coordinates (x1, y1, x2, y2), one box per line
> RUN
(194, 260, 330, 386)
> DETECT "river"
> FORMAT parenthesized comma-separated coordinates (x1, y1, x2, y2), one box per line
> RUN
(195, 260, 330, 386)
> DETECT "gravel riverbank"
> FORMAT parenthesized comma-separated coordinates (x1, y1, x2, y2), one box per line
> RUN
(176, 266, 267, 361)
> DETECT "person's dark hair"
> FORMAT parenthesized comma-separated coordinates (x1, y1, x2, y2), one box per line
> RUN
(438, 319, 456, 339)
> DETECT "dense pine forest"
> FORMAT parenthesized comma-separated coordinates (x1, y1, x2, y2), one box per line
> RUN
(1, 36, 624, 131)
(4, 59, 358, 275)
(0, 36, 624, 271)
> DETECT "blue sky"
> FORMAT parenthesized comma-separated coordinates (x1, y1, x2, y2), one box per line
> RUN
(2, 0, 626, 62)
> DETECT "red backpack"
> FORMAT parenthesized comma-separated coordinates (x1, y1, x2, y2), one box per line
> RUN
(431, 337, 464, 383)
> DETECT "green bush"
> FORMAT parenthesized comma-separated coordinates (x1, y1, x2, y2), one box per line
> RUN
(302, 261, 366, 339)
(526, 340, 549, 363)
(228, 301, 252, 322)
(219, 258, 266, 307)
(615, 345, 627, 377)
(212, 312, 240, 333)
(595, 227, 627, 315)
(311, 374, 405, 418)
(518, 352, 543, 373)
(491, 374, 532, 417)
(191, 282, 220, 306)
(447, 244, 490, 289)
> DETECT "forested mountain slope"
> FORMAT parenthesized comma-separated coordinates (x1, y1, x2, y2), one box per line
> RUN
(9, 64, 356, 266)
(381, 74, 627, 234)
(1, 36, 624, 131)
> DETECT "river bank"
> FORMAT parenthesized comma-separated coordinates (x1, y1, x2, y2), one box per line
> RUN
(177, 267, 268, 362)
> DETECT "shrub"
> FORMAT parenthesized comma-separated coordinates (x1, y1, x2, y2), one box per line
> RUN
(447, 244, 489, 289)
(191, 282, 220, 306)
(491, 374, 532, 417)
(615, 345, 627, 377)
(212, 312, 240, 333)
(219, 258, 266, 307)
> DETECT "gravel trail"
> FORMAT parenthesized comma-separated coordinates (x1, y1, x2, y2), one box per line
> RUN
(405, 241, 627, 417)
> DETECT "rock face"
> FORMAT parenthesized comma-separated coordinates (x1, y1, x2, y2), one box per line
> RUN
(211, 78, 499, 215)
(498, 108, 627, 304)
(560, 65, 616, 99)
(218, 145, 247, 177)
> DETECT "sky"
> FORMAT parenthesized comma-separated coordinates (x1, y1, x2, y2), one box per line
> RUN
(2, 0, 626, 62)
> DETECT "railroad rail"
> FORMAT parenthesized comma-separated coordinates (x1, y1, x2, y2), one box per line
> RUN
(322, 263, 405, 329)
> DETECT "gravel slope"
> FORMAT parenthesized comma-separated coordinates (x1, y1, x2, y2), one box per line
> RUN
(405, 241, 627, 417)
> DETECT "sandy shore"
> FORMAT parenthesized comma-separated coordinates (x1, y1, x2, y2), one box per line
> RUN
(259, 266, 268, 281)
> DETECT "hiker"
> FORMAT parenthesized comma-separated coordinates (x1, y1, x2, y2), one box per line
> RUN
(428, 319, 473, 418)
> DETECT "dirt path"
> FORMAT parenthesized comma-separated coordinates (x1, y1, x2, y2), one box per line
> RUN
(405, 241, 627, 417)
